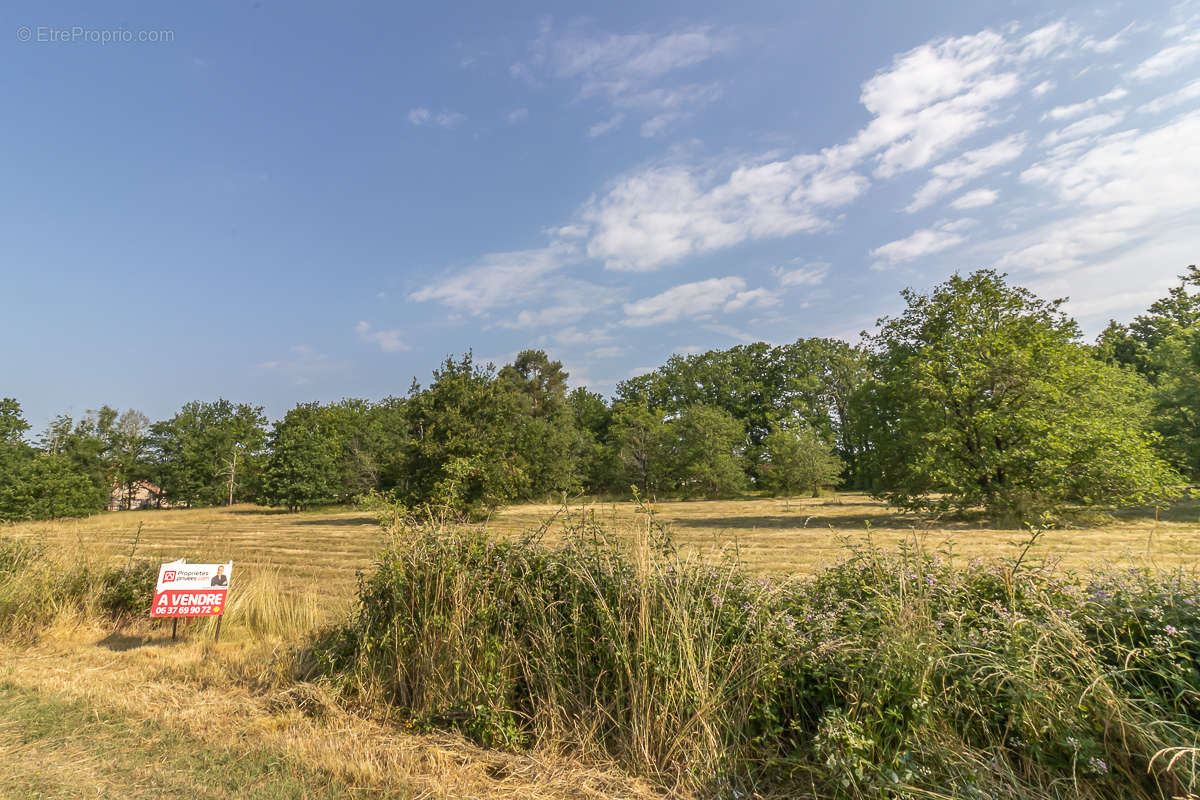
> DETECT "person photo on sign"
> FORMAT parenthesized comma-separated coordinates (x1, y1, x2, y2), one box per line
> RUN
(210, 565, 228, 587)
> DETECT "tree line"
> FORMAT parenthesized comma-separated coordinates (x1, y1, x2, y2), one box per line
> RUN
(2, 268, 1196, 523)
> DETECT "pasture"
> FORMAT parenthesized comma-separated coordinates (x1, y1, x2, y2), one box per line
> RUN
(7, 493, 1199, 605)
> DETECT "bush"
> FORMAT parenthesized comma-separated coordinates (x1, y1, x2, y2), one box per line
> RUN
(97, 560, 159, 618)
(307, 510, 1200, 798)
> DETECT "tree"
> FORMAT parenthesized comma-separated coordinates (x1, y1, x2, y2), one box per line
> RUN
(609, 403, 671, 494)
(1096, 267, 1200, 479)
(1097, 266, 1200, 380)
(761, 425, 844, 502)
(859, 269, 1180, 520)
(146, 400, 267, 506)
(261, 403, 341, 511)
(402, 353, 524, 516)
(665, 405, 747, 498)
(1149, 327, 1200, 478)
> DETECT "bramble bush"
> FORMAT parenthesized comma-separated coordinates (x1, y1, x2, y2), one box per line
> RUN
(307, 506, 1200, 799)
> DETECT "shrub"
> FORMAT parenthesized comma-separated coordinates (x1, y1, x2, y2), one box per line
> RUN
(307, 509, 1200, 797)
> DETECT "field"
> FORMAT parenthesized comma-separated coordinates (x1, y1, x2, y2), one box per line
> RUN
(3, 494, 1200, 798)
(7, 493, 1199, 599)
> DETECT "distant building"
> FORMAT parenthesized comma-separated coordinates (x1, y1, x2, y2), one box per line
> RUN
(109, 480, 167, 511)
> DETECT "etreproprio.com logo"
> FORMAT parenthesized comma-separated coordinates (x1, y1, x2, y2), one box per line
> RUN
(16, 25, 175, 44)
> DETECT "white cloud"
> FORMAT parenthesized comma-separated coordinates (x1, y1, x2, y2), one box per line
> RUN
(409, 242, 579, 314)
(1130, 32, 1200, 80)
(950, 188, 998, 209)
(870, 219, 973, 268)
(588, 113, 625, 137)
(583, 156, 867, 271)
(1138, 78, 1200, 114)
(622, 276, 746, 326)
(773, 262, 830, 287)
(829, 30, 1022, 179)
(1043, 86, 1127, 121)
(1042, 111, 1126, 145)
(1032, 80, 1056, 97)
(408, 107, 467, 128)
(354, 321, 409, 352)
(520, 23, 734, 136)
(1019, 21, 1080, 59)
(997, 112, 1200, 273)
(724, 288, 780, 313)
(506, 108, 529, 124)
(906, 134, 1026, 211)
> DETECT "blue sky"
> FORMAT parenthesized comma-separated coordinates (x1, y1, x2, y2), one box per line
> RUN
(3, 0, 1199, 430)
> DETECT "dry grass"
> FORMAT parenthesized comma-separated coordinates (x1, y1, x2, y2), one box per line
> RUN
(0, 619, 662, 800)
(4, 494, 1198, 601)
(2, 493, 1198, 798)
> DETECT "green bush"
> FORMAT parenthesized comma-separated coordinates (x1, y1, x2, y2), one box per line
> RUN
(307, 510, 1200, 798)
(97, 560, 158, 618)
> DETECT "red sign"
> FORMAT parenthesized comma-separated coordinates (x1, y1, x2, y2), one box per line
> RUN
(150, 559, 233, 618)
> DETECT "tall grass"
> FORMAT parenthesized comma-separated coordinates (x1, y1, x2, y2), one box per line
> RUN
(0, 536, 321, 643)
(309, 505, 1200, 798)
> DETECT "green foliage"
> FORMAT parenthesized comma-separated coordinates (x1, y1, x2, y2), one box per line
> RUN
(147, 399, 268, 507)
(261, 402, 342, 511)
(310, 512, 1200, 798)
(665, 404, 747, 497)
(615, 338, 868, 482)
(760, 424, 844, 498)
(401, 352, 524, 517)
(859, 269, 1181, 520)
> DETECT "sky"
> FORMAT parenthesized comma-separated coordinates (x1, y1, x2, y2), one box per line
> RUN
(3, 0, 1199, 431)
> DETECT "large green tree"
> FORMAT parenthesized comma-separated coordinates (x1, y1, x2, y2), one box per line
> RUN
(401, 353, 524, 516)
(664, 405, 747, 498)
(261, 403, 342, 511)
(760, 425, 844, 501)
(859, 269, 1179, 520)
(146, 400, 267, 506)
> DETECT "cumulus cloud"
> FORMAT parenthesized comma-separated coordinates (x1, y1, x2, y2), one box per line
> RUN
(906, 134, 1026, 212)
(724, 287, 781, 313)
(354, 321, 409, 352)
(1032, 80, 1056, 97)
(828, 30, 1022, 178)
(583, 157, 867, 271)
(622, 276, 746, 326)
(871, 219, 974, 268)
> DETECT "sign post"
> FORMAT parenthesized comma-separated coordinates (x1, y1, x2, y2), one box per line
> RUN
(151, 559, 233, 642)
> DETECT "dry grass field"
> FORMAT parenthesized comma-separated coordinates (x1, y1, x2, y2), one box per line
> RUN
(6, 493, 1199, 604)
(3, 493, 1199, 798)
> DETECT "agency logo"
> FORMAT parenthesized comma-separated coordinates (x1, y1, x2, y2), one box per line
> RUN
(162, 570, 177, 582)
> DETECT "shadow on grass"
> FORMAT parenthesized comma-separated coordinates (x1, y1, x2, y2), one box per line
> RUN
(288, 515, 377, 528)
(1110, 495, 1200, 524)
(96, 631, 186, 651)
(667, 511, 997, 532)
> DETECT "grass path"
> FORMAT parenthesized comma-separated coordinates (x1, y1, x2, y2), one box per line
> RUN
(0, 681, 373, 799)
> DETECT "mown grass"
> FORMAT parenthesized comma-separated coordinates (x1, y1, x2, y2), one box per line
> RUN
(4, 493, 1198, 595)
(0, 681, 373, 799)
